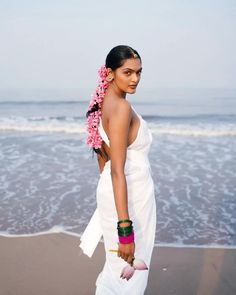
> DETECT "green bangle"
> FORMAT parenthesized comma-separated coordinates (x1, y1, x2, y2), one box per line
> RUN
(117, 225, 133, 231)
(117, 219, 133, 226)
(118, 226, 133, 235)
(118, 228, 133, 235)
(118, 229, 134, 237)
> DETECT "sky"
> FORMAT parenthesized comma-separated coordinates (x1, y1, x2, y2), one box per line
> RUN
(0, 0, 235, 93)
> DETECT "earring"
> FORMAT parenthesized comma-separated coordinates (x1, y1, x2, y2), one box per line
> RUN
(105, 74, 113, 82)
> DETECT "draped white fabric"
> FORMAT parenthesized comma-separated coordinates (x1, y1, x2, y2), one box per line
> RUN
(79, 207, 103, 258)
(79, 107, 157, 294)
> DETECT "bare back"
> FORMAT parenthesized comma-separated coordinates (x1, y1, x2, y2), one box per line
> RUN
(100, 98, 140, 161)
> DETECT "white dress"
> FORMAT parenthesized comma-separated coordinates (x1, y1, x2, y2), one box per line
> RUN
(79, 106, 156, 295)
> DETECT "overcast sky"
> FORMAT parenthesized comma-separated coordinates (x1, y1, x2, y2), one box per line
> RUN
(0, 0, 235, 91)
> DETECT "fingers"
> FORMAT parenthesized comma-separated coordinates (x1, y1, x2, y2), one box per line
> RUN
(118, 251, 133, 262)
(118, 252, 129, 261)
(127, 255, 135, 265)
(117, 250, 127, 260)
(117, 243, 135, 262)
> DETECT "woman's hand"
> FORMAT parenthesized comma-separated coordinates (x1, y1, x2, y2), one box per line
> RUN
(118, 242, 135, 265)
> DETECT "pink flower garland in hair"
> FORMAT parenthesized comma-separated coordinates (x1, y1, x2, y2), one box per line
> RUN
(85, 65, 109, 149)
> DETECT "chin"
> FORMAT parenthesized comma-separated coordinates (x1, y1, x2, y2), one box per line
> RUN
(126, 89, 137, 94)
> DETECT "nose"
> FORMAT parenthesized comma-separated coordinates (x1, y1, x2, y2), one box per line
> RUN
(131, 73, 140, 83)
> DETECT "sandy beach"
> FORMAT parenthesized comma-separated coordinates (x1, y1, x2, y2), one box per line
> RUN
(0, 233, 235, 295)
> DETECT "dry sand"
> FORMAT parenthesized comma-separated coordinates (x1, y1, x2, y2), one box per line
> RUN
(0, 233, 235, 295)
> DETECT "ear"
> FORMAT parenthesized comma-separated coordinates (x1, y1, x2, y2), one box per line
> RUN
(106, 67, 113, 76)
(105, 67, 114, 82)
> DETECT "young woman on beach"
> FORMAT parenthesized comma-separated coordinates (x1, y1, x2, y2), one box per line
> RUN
(82, 45, 156, 294)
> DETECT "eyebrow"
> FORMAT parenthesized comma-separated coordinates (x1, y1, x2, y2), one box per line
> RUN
(123, 67, 142, 72)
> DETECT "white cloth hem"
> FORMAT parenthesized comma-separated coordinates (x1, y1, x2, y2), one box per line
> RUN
(79, 207, 103, 258)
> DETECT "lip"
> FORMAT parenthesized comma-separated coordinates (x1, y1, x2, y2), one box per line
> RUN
(129, 85, 137, 88)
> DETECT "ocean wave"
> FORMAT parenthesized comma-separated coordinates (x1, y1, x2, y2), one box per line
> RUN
(1, 123, 235, 246)
(151, 126, 236, 137)
(0, 116, 236, 136)
(0, 117, 85, 134)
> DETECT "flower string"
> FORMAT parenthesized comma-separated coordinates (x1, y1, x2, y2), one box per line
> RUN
(85, 65, 109, 149)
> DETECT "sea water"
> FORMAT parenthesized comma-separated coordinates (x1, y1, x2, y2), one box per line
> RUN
(0, 88, 236, 247)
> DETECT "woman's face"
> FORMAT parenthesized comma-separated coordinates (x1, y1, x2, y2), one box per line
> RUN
(111, 58, 142, 94)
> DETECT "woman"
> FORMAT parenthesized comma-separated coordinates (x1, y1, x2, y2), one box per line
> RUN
(80, 45, 156, 294)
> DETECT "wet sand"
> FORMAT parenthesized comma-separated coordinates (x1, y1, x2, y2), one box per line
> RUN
(0, 233, 235, 295)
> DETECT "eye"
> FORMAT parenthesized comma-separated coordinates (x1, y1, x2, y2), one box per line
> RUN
(125, 71, 131, 75)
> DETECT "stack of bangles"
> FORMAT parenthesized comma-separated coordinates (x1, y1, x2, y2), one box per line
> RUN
(117, 219, 134, 244)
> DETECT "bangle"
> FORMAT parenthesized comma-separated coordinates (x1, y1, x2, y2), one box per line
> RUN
(117, 219, 134, 240)
(118, 225, 133, 234)
(117, 225, 133, 232)
(117, 219, 133, 235)
(118, 231, 134, 244)
(117, 219, 133, 226)
(118, 229, 133, 236)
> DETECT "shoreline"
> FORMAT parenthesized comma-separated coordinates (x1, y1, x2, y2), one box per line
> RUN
(0, 229, 235, 250)
(0, 232, 236, 295)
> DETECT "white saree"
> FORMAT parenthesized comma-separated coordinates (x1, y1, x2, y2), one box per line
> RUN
(79, 107, 157, 294)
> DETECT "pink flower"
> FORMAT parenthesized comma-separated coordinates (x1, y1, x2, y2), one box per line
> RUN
(120, 258, 148, 281)
(109, 248, 148, 281)
(85, 65, 109, 149)
(120, 264, 135, 281)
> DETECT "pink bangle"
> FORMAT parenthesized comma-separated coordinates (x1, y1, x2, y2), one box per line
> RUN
(118, 231, 135, 244)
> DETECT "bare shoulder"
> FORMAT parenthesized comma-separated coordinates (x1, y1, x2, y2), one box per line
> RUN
(112, 99, 132, 120)
(108, 100, 132, 152)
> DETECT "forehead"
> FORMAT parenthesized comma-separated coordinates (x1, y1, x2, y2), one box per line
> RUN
(120, 58, 142, 70)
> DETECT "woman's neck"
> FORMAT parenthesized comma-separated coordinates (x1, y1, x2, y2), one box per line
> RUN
(106, 82, 126, 99)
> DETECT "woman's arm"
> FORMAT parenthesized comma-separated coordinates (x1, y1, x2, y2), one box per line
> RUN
(108, 101, 135, 264)
(108, 100, 132, 221)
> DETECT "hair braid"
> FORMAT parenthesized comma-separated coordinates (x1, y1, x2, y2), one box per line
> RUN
(85, 65, 109, 152)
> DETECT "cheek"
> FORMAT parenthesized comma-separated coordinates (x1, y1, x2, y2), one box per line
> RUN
(117, 76, 129, 86)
